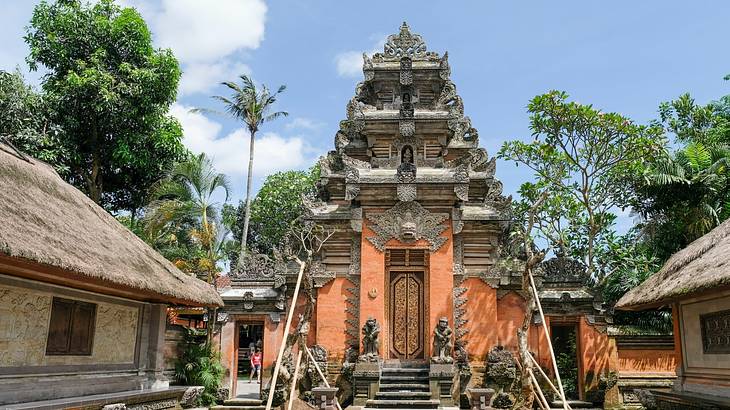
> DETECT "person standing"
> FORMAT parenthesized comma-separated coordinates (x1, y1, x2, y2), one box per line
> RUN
(250, 347, 263, 383)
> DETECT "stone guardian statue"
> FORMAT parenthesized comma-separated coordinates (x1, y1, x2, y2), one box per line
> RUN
(432, 317, 454, 363)
(360, 317, 380, 362)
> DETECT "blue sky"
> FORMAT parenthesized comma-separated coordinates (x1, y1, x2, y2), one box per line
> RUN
(3, 0, 730, 223)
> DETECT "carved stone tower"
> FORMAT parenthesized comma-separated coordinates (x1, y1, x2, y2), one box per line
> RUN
(305, 22, 510, 366)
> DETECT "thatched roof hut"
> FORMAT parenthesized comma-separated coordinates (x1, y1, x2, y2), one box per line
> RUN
(617, 218, 730, 310)
(0, 144, 222, 307)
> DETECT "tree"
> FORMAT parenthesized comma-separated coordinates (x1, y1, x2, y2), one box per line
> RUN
(195, 75, 288, 260)
(629, 93, 730, 261)
(144, 153, 232, 284)
(25, 0, 187, 215)
(499, 90, 664, 281)
(0, 69, 65, 167)
(228, 166, 319, 263)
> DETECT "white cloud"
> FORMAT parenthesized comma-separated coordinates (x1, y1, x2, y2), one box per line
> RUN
(179, 60, 251, 96)
(170, 104, 317, 182)
(335, 51, 365, 78)
(285, 117, 325, 132)
(334, 36, 386, 78)
(153, 0, 267, 63)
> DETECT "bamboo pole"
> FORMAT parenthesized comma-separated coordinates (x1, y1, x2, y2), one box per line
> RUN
(529, 368, 550, 410)
(530, 354, 572, 410)
(287, 350, 303, 410)
(266, 262, 306, 410)
(527, 270, 569, 410)
(305, 345, 343, 410)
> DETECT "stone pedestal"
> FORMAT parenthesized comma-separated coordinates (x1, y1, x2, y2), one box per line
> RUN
(352, 362, 381, 406)
(429, 363, 456, 407)
(312, 387, 339, 410)
(468, 388, 495, 410)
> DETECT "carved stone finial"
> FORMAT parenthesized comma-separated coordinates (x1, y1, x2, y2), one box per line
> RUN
(431, 317, 454, 364)
(359, 317, 380, 362)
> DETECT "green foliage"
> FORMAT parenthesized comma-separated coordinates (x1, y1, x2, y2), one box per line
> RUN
(25, 0, 187, 213)
(144, 153, 232, 282)
(229, 166, 319, 263)
(499, 91, 664, 280)
(0, 69, 66, 167)
(554, 334, 578, 399)
(630, 93, 730, 261)
(175, 328, 225, 405)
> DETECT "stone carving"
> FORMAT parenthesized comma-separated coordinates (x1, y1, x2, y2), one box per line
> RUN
(400, 57, 413, 85)
(359, 317, 380, 362)
(701, 308, 730, 354)
(483, 346, 517, 408)
(452, 208, 464, 235)
(399, 120, 415, 137)
(454, 184, 469, 201)
(379, 22, 436, 60)
(310, 260, 336, 288)
(439, 52, 451, 80)
(366, 201, 449, 252)
(397, 184, 417, 202)
(102, 404, 126, 410)
(303, 345, 329, 389)
(397, 146, 417, 182)
(349, 238, 361, 275)
(484, 180, 512, 217)
(345, 184, 360, 201)
(448, 116, 478, 144)
(350, 207, 363, 233)
(454, 340, 472, 405)
(242, 291, 254, 310)
(539, 254, 590, 285)
(431, 317, 454, 364)
(344, 276, 361, 347)
(230, 252, 281, 280)
(275, 285, 288, 311)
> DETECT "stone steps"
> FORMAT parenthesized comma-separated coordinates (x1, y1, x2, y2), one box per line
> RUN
(375, 391, 432, 399)
(380, 375, 430, 383)
(365, 399, 440, 409)
(378, 383, 430, 391)
(210, 398, 265, 410)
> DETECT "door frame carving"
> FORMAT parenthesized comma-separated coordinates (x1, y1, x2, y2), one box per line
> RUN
(384, 247, 430, 360)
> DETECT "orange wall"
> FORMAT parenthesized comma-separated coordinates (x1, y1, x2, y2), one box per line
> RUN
(359, 215, 453, 358)
(315, 276, 352, 361)
(617, 349, 676, 373)
(578, 316, 616, 391)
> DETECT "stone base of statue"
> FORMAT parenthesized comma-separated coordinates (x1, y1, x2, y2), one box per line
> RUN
(352, 361, 381, 406)
(429, 362, 456, 407)
(468, 388, 495, 410)
(312, 387, 339, 410)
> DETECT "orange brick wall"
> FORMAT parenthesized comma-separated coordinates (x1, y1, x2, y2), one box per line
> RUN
(315, 277, 351, 361)
(617, 349, 676, 373)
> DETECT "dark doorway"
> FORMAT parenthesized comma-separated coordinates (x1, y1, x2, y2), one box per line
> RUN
(550, 324, 579, 400)
(237, 323, 264, 379)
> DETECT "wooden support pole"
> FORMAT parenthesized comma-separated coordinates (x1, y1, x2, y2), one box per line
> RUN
(266, 262, 306, 410)
(529, 368, 550, 410)
(305, 345, 343, 410)
(527, 270, 569, 410)
(287, 350, 303, 410)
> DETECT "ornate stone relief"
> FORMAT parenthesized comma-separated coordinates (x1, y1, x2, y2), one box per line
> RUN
(400, 57, 413, 85)
(366, 201, 449, 252)
(439, 52, 451, 80)
(397, 184, 417, 202)
(453, 234, 465, 276)
(539, 255, 590, 286)
(448, 116, 478, 144)
(230, 252, 285, 281)
(375, 22, 439, 61)
(310, 260, 336, 288)
(453, 273, 469, 345)
(451, 208, 464, 235)
(399, 120, 415, 137)
(484, 180, 512, 218)
(243, 291, 254, 310)
(349, 238, 361, 275)
(454, 184, 469, 201)
(350, 207, 363, 233)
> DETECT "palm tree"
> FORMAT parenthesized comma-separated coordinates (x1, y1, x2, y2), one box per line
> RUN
(194, 75, 287, 261)
(639, 142, 730, 248)
(145, 153, 232, 284)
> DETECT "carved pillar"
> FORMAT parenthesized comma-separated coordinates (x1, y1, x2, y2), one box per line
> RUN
(312, 387, 339, 410)
(429, 363, 456, 407)
(468, 388, 495, 410)
(352, 362, 381, 406)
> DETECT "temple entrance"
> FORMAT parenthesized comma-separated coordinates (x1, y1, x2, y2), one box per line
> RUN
(386, 249, 427, 360)
(550, 324, 580, 400)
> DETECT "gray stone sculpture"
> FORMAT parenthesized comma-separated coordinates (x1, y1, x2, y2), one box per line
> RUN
(431, 317, 454, 363)
(359, 317, 380, 362)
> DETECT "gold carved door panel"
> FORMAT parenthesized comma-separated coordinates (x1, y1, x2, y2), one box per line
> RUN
(389, 271, 424, 359)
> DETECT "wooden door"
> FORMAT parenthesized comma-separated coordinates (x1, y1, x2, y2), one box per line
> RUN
(389, 271, 425, 359)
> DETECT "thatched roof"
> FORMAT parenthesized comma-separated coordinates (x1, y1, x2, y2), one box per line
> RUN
(617, 217, 730, 310)
(0, 144, 222, 307)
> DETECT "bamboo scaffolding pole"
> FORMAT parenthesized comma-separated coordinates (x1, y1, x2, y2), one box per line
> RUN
(265, 262, 306, 410)
(529, 368, 550, 410)
(529, 354, 561, 399)
(305, 345, 343, 410)
(287, 350, 303, 410)
(527, 270, 569, 410)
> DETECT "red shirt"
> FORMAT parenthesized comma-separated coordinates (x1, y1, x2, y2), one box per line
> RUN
(251, 352, 262, 366)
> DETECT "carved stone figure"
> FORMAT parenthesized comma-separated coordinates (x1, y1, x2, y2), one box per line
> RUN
(431, 317, 454, 363)
(359, 317, 380, 361)
(366, 201, 449, 252)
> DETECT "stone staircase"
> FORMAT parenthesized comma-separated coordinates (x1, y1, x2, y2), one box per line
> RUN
(365, 366, 439, 409)
(210, 397, 265, 410)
